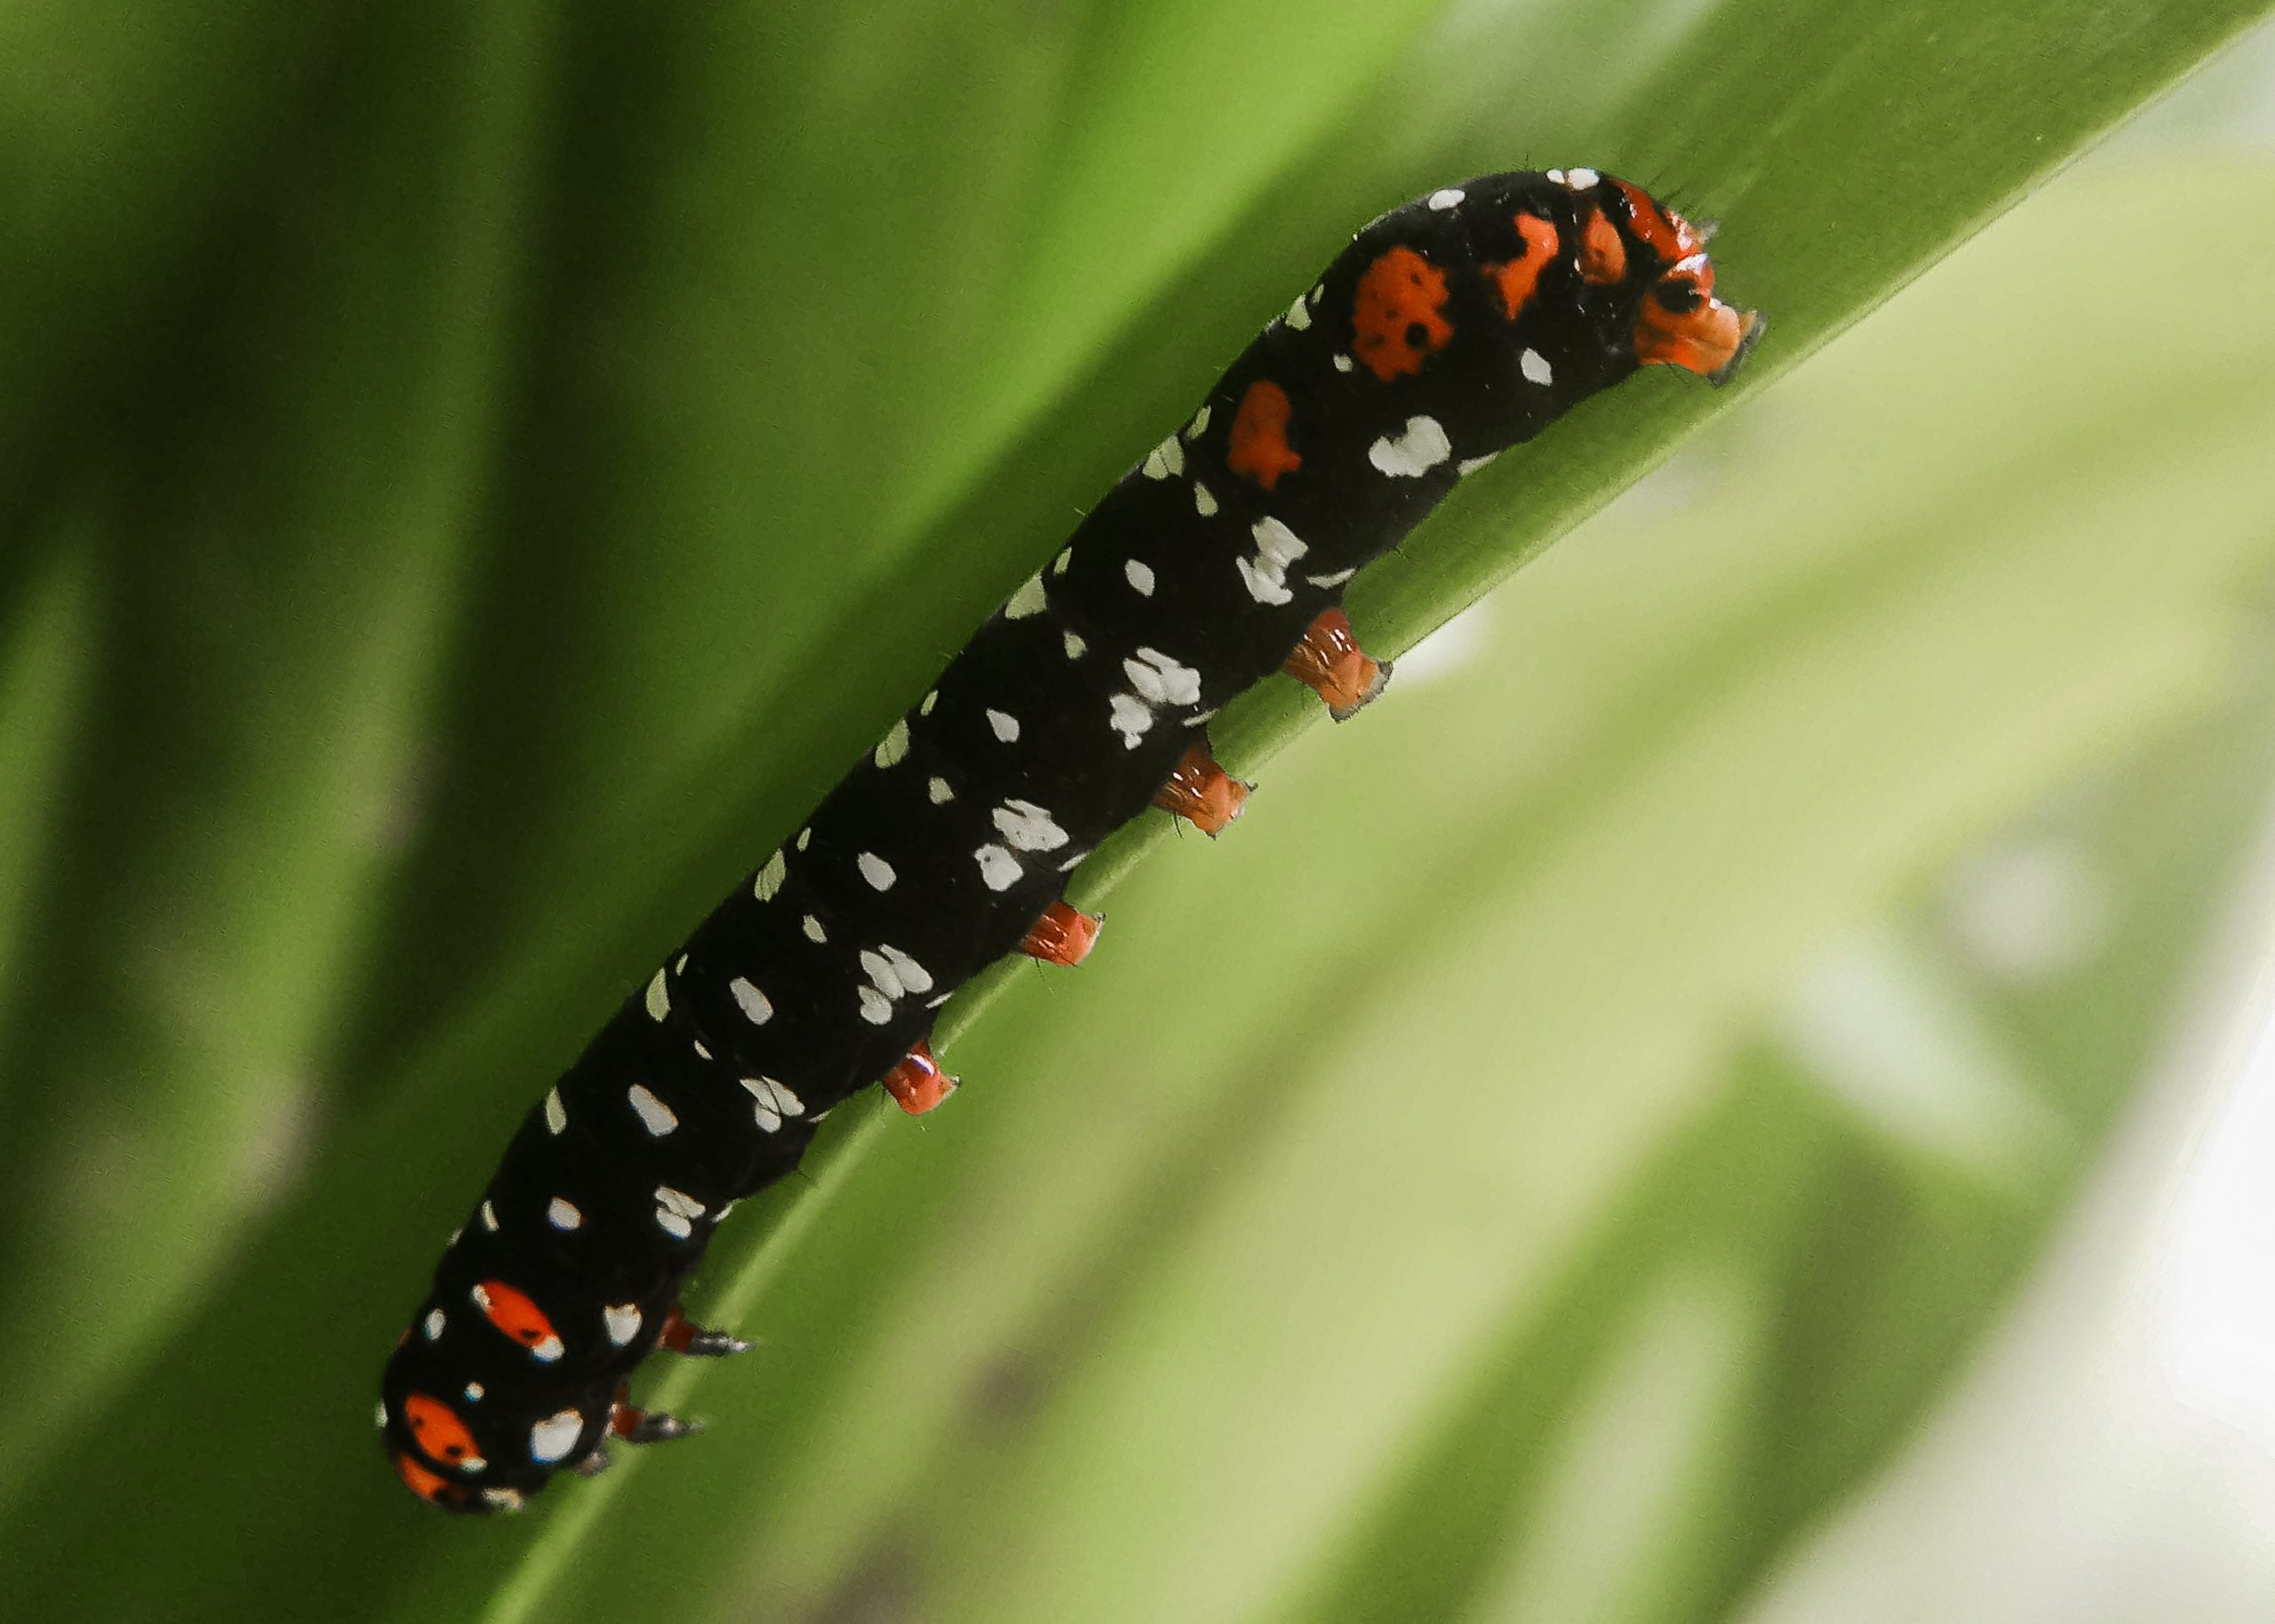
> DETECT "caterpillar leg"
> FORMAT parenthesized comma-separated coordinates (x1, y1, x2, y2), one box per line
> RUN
(612, 1403, 700, 1445)
(1283, 607, 1390, 720)
(1153, 740, 1249, 835)
(1022, 901, 1103, 967)
(883, 1039, 958, 1115)
(661, 1305, 751, 1357)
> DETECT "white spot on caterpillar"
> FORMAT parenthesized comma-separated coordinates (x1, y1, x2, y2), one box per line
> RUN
(920, 689, 938, 716)
(879, 943, 932, 993)
(858, 985, 892, 1024)
(529, 1411, 583, 1464)
(1237, 516, 1308, 606)
(644, 968, 670, 1021)
(1563, 166, 1600, 189)
(603, 1303, 642, 1346)
(928, 776, 954, 804)
(858, 850, 897, 891)
(1427, 187, 1465, 210)
(926, 992, 953, 1008)
(1520, 348, 1553, 386)
(376, 1401, 389, 1429)
(860, 943, 935, 999)
(482, 1486, 525, 1511)
(1124, 648, 1201, 705)
(1546, 168, 1567, 185)
(874, 719, 910, 768)
(754, 848, 786, 901)
(1125, 559, 1155, 595)
(729, 977, 772, 1025)
(802, 914, 826, 943)
(1058, 849, 1089, 872)
(464, 1381, 484, 1403)
(1284, 294, 1311, 330)
(741, 1075, 803, 1132)
(1052, 547, 1074, 576)
(547, 1196, 582, 1231)
(544, 1087, 567, 1134)
(423, 1309, 446, 1341)
(1186, 403, 1211, 438)
(1193, 482, 1217, 517)
(675, 952, 688, 973)
(480, 1200, 499, 1232)
(1109, 692, 1154, 750)
(1005, 572, 1048, 619)
(1368, 415, 1452, 478)
(1063, 631, 1087, 661)
(627, 1084, 677, 1137)
(1305, 567, 1358, 588)
(993, 799, 1070, 852)
(1332, 353, 1354, 373)
(986, 708, 1020, 744)
(655, 1186, 703, 1238)
(1185, 709, 1216, 728)
(975, 843, 1023, 890)
(657, 1186, 705, 1220)
(1457, 453, 1499, 476)
(1143, 434, 1185, 479)
(692, 1039, 711, 1061)
(795, 826, 812, 852)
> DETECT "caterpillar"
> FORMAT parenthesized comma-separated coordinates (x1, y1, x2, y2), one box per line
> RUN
(379, 167, 1760, 1513)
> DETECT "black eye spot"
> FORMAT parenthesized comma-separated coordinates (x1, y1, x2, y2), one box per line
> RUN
(1653, 280, 1703, 314)
(1405, 321, 1429, 349)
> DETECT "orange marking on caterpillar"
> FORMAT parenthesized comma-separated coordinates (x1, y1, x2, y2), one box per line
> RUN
(1283, 608, 1391, 720)
(1352, 246, 1452, 380)
(394, 1449, 463, 1508)
(404, 1392, 485, 1471)
(884, 1039, 957, 1115)
(1483, 215, 1561, 321)
(1022, 901, 1103, 967)
(1577, 207, 1626, 284)
(1225, 378, 1301, 490)
(471, 1279, 566, 1362)
(1153, 740, 1249, 835)
(1604, 178, 1760, 385)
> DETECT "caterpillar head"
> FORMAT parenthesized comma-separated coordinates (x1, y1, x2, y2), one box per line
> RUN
(1572, 170, 1762, 386)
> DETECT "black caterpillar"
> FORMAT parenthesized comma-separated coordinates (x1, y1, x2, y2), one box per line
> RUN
(379, 168, 1760, 1512)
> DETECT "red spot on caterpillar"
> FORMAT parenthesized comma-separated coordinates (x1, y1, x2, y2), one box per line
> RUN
(403, 1392, 483, 1470)
(1153, 740, 1249, 835)
(471, 1279, 564, 1361)
(1577, 207, 1626, 284)
(1225, 378, 1301, 490)
(884, 1039, 957, 1115)
(393, 1449, 462, 1508)
(1483, 215, 1560, 322)
(1352, 246, 1452, 380)
(1022, 901, 1103, 967)
(1283, 608, 1391, 721)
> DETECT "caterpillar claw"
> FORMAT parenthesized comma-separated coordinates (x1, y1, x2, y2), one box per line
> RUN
(883, 1039, 958, 1115)
(1153, 740, 1250, 835)
(1021, 901, 1104, 967)
(1283, 608, 1390, 721)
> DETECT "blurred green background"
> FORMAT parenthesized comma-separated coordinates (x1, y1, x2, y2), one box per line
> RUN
(5, 2, 2275, 1620)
